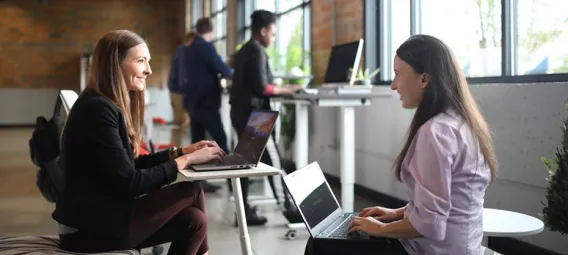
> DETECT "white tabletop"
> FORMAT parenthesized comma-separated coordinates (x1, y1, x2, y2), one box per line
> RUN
(483, 208, 544, 237)
(179, 162, 281, 181)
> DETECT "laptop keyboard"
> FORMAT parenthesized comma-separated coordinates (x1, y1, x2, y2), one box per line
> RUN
(328, 214, 355, 238)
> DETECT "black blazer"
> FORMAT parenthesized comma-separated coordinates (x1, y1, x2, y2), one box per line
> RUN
(52, 90, 179, 239)
(229, 39, 274, 110)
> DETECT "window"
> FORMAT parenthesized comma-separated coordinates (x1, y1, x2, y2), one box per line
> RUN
(211, 0, 227, 60)
(275, 7, 304, 72)
(367, 0, 568, 85)
(277, 0, 303, 12)
(420, 0, 502, 77)
(515, 0, 568, 75)
(255, 0, 276, 12)
(238, 0, 311, 74)
(190, 0, 203, 28)
(381, 0, 411, 80)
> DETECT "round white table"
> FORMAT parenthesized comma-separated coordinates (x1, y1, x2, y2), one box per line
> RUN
(482, 208, 544, 254)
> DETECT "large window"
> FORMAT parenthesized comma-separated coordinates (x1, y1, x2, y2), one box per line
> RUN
(237, 0, 311, 74)
(367, 0, 568, 84)
(211, 0, 227, 60)
(515, 0, 568, 75)
(421, 0, 502, 77)
(190, 0, 203, 29)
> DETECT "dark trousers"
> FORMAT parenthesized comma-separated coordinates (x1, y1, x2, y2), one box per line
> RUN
(59, 182, 208, 255)
(230, 106, 277, 210)
(304, 237, 409, 255)
(189, 109, 229, 153)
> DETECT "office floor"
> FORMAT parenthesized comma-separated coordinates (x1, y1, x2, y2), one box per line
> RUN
(0, 127, 377, 255)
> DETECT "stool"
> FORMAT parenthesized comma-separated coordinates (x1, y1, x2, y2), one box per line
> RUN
(0, 235, 139, 255)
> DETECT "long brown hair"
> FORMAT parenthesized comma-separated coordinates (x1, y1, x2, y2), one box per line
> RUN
(83, 30, 146, 157)
(393, 35, 498, 182)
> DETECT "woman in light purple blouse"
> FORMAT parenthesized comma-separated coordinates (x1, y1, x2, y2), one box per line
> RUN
(304, 35, 498, 255)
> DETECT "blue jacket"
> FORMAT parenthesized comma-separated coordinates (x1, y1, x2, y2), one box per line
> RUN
(182, 36, 233, 113)
(167, 45, 187, 94)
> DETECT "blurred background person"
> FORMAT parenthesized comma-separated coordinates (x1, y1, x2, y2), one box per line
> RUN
(167, 31, 197, 147)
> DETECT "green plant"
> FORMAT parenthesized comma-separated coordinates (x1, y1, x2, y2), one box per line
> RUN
(540, 98, 568, 235)
(356, 68, 380, 81)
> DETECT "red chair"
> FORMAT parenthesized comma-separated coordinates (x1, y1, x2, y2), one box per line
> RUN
(145, 117, 176, 154)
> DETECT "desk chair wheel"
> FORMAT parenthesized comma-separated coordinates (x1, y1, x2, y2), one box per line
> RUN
(285, 230, 297, 240)
(152, 245, 164, 255)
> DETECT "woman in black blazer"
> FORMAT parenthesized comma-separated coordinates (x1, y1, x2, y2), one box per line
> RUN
(53, 30, 225, 255)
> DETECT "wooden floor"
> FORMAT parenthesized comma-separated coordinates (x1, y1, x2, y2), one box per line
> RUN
(0, 128, 58, 236)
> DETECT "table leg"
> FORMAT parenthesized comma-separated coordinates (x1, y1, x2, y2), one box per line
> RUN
(340, 106, 355, 212)
(231, 177, 252, 255)
(295, 102, 309, 168)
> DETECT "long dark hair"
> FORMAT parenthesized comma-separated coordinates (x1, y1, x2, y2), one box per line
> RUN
(393, 34, 498, 182)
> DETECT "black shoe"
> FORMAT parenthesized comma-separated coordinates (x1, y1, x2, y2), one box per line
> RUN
(234, 206, 268, 226)
(196, 180, 221, 193)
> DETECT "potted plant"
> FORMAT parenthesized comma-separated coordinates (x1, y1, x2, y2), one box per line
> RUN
(540, 98, 568, 235)
(349, 68, 380, 85)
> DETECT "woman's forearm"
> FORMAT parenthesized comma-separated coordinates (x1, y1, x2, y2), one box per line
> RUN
(379, 217, 421, 239)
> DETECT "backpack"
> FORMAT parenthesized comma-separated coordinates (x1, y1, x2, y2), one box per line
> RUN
(29, 97, 66, 203)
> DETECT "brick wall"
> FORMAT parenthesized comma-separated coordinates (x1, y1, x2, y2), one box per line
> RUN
(311, 0, 363, 83)
(0, 0, 185, 89)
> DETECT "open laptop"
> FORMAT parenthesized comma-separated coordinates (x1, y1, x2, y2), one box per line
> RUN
(283, 162, 389, 242)
(190, 109, 279, 171)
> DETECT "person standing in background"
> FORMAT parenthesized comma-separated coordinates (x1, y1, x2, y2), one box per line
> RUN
(182, 18, 233, 193)
(167, 31, 197, 147)
(230, 10, 302, 226)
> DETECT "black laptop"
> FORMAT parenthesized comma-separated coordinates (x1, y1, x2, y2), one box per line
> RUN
(190, 109, 279, 171)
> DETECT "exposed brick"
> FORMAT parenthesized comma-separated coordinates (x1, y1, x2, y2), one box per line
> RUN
(311, 0, 363, 83)
(0, 0, 185, 89)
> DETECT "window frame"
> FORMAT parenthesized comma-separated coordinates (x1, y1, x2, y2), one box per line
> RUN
(364, 0, 568, 85)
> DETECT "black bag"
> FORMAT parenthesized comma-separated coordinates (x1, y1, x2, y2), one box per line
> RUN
(29, 96, 66, 203)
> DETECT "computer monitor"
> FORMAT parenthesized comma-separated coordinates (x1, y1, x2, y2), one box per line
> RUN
(323, 39, 364, 85)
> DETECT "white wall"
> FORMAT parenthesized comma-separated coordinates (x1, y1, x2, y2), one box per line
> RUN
(308, 82, 568, 254)
(0, 89, 60, 125)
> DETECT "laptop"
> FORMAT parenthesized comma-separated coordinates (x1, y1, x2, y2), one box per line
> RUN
(190, 109, 279, 171)
(283, 162, 389, 242)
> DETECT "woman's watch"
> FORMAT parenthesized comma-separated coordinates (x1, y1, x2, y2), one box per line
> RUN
(176, 147, 184, 157)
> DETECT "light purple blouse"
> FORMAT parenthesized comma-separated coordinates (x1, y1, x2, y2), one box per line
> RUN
(398, 111, 491, 255)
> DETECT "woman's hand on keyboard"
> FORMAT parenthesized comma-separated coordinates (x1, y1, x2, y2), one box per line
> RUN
(182, 140, 223, 155)
(359, 206, 402, 223)
(348, 216, 386, 237)
(185, 146, 226, 166)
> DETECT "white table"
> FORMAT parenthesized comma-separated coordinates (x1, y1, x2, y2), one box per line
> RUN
(179, 163, 281, 255)
(273, 91, 391, 212)
(482, 208, 544, 255)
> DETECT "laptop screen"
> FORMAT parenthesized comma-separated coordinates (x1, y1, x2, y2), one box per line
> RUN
(284, 162, 341, 230)
(323, 39, 364, 85)
(233, 110, 279, 164)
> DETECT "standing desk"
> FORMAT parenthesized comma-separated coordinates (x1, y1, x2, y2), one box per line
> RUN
(272, 90, 392, 212)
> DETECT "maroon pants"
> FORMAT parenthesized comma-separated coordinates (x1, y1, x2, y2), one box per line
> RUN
(59, 182, 208, 255)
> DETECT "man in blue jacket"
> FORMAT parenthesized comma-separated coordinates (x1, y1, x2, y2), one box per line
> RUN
(167, 31, 196, 148)
(182, 17, 233, 163)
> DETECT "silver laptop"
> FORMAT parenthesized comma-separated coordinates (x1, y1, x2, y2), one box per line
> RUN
(190, 109, 279, 171)
(283, 162, 389, 242)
